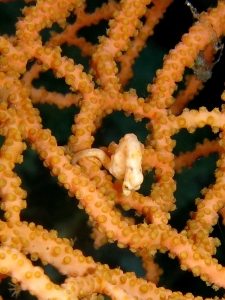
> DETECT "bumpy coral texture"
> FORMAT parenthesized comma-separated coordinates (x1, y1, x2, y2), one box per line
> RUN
(0, 0, 225, 299)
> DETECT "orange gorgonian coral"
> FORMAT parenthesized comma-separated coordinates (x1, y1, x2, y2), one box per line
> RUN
(1, 0, 225, 299)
